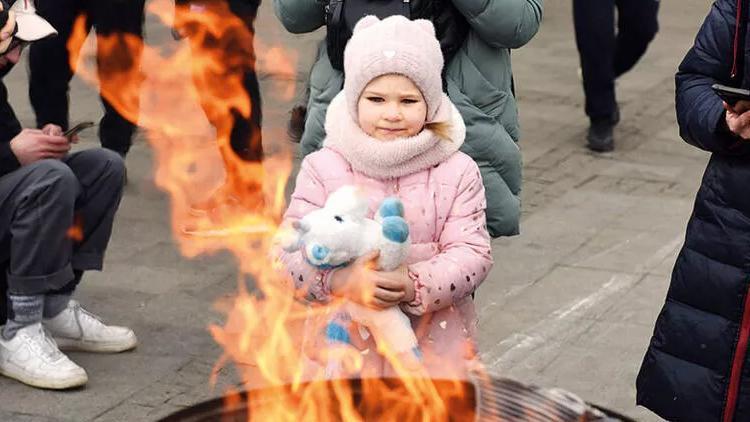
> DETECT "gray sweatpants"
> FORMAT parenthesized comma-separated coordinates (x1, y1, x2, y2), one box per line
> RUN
(0, 148, 125, 296)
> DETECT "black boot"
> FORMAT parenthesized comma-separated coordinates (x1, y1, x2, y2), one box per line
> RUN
(587, 120, 615, 152)
(587, 106, 619, 152)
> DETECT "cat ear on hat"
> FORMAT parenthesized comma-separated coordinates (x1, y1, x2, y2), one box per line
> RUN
(413, 19, 436, 37)
(352, 15, 380, 33)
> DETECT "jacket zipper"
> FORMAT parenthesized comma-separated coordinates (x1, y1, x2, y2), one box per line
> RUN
(723, 283, 750, 422)
(732, 0, 743, 79)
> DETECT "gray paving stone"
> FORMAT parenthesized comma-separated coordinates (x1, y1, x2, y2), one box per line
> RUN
(561, 227, 683, 274)
(0, 355, 186, 421)
(93, 403, 157, 422)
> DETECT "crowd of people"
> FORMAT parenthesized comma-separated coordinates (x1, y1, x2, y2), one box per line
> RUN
(0, 0, 264, 390)
(1, 0, 750, 420)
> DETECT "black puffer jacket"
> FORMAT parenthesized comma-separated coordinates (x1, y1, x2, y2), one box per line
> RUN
(411, 0, 469, 66)
(636, 1, 750, 421)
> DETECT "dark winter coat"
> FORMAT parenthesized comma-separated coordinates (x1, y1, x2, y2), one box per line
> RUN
(0, 82, 22, 177)
(636, 1, 750, 421)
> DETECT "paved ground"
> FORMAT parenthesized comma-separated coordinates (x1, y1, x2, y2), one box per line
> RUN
(0, 1, 716, 420)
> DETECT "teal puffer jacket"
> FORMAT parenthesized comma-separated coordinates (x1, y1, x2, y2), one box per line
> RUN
(274, 0, 543, 237)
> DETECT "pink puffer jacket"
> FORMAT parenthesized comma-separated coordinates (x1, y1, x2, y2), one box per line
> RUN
(279, 146, 493, 378)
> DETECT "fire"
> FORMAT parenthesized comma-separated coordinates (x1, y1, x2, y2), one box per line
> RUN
(67, 0, 476, 419)
(67, 214, 84, 242)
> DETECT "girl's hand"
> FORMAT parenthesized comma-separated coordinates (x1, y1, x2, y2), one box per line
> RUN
(330, 250, 382, 307)
(330, 251, 410, 308)
(724, 101, 750, 140)
(373, 264, 415, 304)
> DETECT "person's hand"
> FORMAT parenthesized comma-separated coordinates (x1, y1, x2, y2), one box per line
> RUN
(42, 123, 80, 143)
(9, 129, 71, 165)
(724, 101, 750, 140)
(732, 100, 750, 114)
(374, 264, 415, 304)
(41, 123, 63, 136)
(330, 250, 409, 308)
(330, 250, 383, 307)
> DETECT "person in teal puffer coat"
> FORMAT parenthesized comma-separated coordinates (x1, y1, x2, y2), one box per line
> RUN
(274, 0, 543, 237)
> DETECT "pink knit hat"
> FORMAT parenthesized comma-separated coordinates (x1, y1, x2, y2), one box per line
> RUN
(343, 15, 449, 123)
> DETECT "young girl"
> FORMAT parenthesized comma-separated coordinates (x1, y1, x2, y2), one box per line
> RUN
(279, 15, 493, 378)
(275, 0, 540, 239)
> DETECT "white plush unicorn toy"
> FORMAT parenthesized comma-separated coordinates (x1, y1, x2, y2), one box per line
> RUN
(281, 185, 421, 363)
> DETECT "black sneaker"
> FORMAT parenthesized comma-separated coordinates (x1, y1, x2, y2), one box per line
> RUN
(587, 119, 615, 152)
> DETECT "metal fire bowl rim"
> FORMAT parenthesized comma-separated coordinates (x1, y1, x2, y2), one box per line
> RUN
(157, 376, 636, 422)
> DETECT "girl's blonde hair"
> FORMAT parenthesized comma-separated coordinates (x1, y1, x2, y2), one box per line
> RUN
(425, 121, 453, 142)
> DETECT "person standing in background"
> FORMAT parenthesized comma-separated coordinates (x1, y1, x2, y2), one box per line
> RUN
(29, 0, 146, 159)
(173, 0, 264, 224)
(573, 0, 659, 152)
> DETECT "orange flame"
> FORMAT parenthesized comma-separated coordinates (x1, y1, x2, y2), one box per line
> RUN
(68, 0, 476, 419)
(66, 214, 83, 242)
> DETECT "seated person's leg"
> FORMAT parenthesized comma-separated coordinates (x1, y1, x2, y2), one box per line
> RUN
(2, 160, 79, 340)
(0, 160, 88, 389)
(0, 239, 8, 323)
(62, 148, 125, 275)
(0, 274, 5, 325)
(43, 149, 136, 353)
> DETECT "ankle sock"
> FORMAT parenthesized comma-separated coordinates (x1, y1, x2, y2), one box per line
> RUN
(43, 294, 72, 319)
(2, 295, 44, 340)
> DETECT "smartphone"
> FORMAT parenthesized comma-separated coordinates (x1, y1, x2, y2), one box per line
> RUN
(712, 84, 750, 106)
(63, 121, 95, 140)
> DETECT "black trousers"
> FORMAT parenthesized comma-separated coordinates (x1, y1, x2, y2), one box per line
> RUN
(176, 0, 263, 162)
(573, 0, 660, 121)
(0, 149, 125, 319)
(29, 0, 146, 156)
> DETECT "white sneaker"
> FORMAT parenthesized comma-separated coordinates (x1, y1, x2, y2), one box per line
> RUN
(43, 301, 137, 353)
(0, 323, 88, 389)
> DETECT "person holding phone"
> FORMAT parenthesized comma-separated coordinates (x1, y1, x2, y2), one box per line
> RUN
(0, 1, 136, 390)
(636, 1, 750, 420)
(172, 0, 264, 230)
